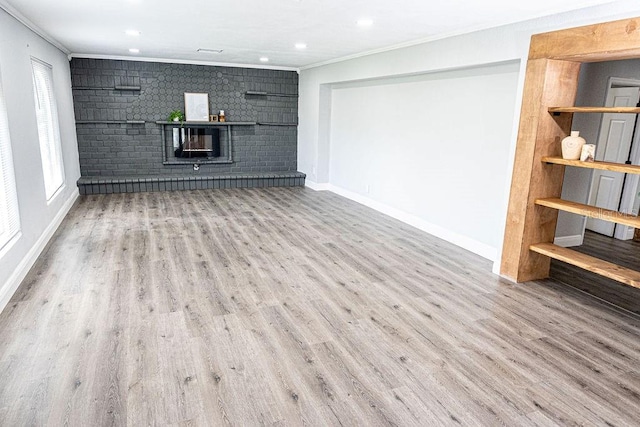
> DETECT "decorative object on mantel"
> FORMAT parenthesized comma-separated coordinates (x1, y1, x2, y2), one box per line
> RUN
(209, 114, 219, 122)
(219, 110, 226, 122)
(580, 144, 596, 162)
(561, 131, 586, 160)
(184, 92, 210, 121)
(168, 110, 185, 123)
(168, 110, 185, 149)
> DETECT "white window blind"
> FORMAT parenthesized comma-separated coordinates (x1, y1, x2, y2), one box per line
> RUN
(31, 58, 64, 200)
(0, 68, 20, 251)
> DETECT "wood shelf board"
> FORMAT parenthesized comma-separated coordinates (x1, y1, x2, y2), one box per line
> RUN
(548, 106, 640, 114)
(530, 243, 640, 289)
(542, 156, 640, 175)
(535, 197, 640, 228)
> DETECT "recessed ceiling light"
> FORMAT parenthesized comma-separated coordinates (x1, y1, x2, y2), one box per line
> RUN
(357, 19, 374, 27)
(125, 30, 141, 36)
(197, 48, 224, 54)
(260, 57, 269, 62)
(295, 43, 307, 49)
(129, 48, 140, 54)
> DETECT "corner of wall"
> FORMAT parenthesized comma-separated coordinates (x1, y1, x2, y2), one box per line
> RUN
(0, 188, 79, 313)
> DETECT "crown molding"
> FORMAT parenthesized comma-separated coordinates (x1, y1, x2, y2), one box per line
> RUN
(299, 0, 619, 71)
(69, 53, 300, 72)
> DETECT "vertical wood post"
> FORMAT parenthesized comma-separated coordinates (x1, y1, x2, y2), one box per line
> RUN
(501, 59, 580, 282)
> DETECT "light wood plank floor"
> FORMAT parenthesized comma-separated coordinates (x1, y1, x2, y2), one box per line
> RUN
(1, 188, 640, 426)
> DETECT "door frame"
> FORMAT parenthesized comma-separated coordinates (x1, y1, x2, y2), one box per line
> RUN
(500, 17, 640, 283)
(611, 78, 640, 239)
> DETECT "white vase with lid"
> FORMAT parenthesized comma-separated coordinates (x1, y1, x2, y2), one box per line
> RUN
(562, 131, 586, 160)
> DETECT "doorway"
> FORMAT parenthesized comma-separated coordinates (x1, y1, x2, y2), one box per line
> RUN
(585, 78, 640, 239)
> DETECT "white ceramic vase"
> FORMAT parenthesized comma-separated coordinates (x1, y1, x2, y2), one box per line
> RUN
(561, 131, 586, 160)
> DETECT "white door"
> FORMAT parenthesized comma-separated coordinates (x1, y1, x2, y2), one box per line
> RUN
(586, 86, 640, 236)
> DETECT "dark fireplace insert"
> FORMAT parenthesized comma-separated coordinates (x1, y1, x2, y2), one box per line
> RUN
(174, 127, 221, 158)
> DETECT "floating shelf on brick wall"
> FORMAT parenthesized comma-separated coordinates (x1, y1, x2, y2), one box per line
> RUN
(72, 85, 141, 91)
(245, 91, 298, 98)
(76, 120, 146, 125)
(257, 122, 298, 126)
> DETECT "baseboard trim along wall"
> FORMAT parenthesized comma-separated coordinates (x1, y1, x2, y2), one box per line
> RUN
(0, 188, 79, 313)
(304, 180, 331, 191)
(554, 234, 584, 248)
(305, 181, 497, 261)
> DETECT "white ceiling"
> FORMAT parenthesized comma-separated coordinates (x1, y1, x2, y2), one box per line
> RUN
(2, 0, 617, 70)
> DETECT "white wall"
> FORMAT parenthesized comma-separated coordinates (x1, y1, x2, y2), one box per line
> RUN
(299, 0, 640, 271)
(328, 63, 519, 258)
(0, 8, 80, 311)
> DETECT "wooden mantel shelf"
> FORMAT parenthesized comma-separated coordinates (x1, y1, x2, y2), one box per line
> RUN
(548, 106, 640, 114)
(155, 121, 256, 126)
(535, 197, 640, 228)
(542, 156, 640, 175)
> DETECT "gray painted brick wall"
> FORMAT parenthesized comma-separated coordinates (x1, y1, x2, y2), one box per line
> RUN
(71, 59, 298, 177)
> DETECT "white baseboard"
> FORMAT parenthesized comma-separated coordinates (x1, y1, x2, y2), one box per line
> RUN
(0, 188, 79, 314)
(492, 260, 502, 276)
(554, 234, 583, 247)
(304, 180, 330, 191)
(614, 225, 635, 241)
(325, 184, 497, 261)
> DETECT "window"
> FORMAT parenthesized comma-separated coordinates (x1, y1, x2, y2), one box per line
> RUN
(0, 68, 20, 251)
(31, 58, 64, 200)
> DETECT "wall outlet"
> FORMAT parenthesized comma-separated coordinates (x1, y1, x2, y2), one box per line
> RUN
(366, 184, 370, 194)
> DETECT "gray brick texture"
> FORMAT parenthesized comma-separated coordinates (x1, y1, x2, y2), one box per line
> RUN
(71, 58, 299, 177)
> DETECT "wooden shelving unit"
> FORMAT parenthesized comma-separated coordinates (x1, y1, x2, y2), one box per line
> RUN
(501, 17, 640, 289)
(532, 106, 640, 288)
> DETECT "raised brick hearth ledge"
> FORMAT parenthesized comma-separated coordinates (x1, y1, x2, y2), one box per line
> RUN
(77, 172, 306, 195)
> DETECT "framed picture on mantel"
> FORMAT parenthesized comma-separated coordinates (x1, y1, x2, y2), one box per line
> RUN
(184, 92, 209, 121)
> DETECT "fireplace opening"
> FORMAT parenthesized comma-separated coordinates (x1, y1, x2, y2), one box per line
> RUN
(173, 127, 220, 158)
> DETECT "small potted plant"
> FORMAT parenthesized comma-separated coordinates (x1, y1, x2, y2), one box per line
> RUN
(168, 110, 185, 125)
